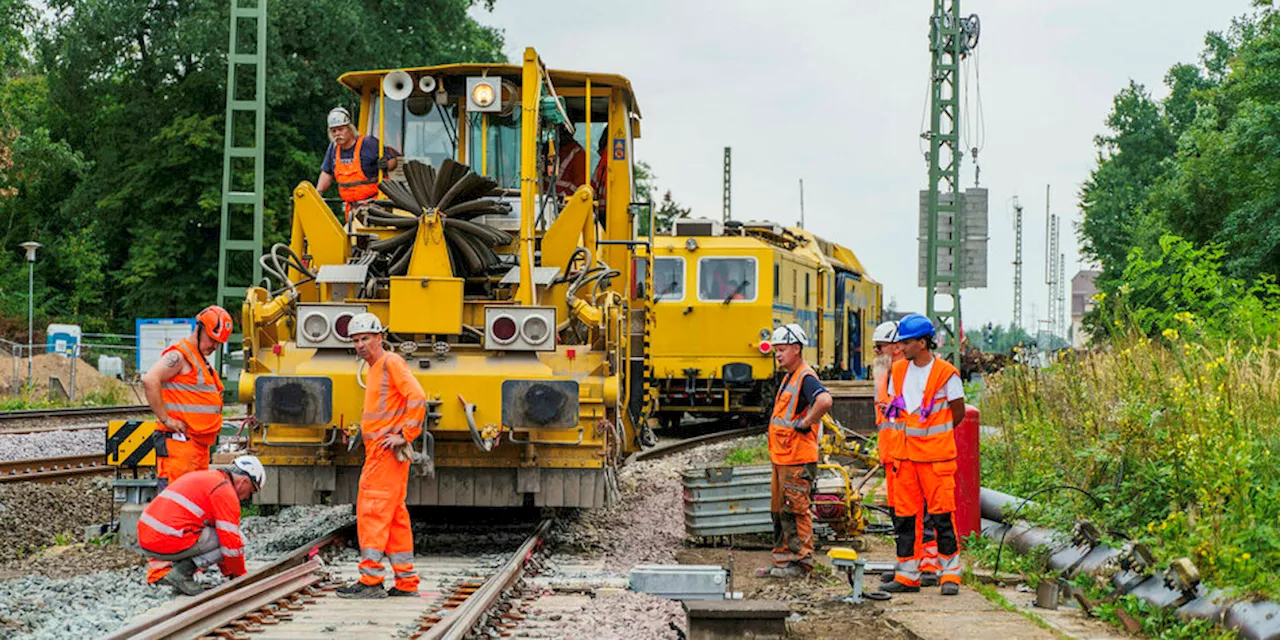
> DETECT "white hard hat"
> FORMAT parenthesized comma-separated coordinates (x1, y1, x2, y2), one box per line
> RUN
(771, 323, 808, 347)
(327, 107, 353, 128)
(231, 455, 266, 491)
(873, 321, 899, 344)
(347, 312, 384, 336)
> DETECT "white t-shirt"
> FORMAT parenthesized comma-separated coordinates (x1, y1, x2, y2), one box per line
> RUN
(887, 356, 964, 415)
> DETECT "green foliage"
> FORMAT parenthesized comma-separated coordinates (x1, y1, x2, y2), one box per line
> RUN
(634, 162, 691, 237)
(52, 531, 71, 546)
(723, 436, 769, 466)
(972, 322, 1034, 354)
(0, 0, 505, 336)
(982, 333, 1280, 599)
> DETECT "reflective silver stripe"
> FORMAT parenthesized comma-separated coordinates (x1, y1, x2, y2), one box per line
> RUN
(388, 551, 414, 564)
(215, 520, 243, 537)
(165, 403, 222, 414)
(359, 566, 384, 577)
(394, 571, 416, 578)
(925, 399, 948, 415)
(379, 359, 390, 412)
(895, 558, 921, 581)
(405, 398, 427, 408)
(877, 421, 902, 433)
(362, 407, 406, 422)
(939, 553, 962, 576)
(361, 548, 385, 562)
(139, 512, 186, 537)
(158, 491, 206, 518)
(222, 547, 243, 558)
(903, 424, 954, 437)
(161, 382, 221, 393)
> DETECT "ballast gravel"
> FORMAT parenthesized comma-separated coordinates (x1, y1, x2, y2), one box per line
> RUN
(0, 567, 173, 640)
(0, 429, 104, 463)
(242, 505, 356, 560)
(548, 590, 685, 639)
(0, 477, 112, 566)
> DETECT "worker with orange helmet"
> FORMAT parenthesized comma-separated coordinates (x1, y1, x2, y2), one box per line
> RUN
(336, 312, 427, 599)
(141, 305, 232, 490)
(140, 305, 232, 586)
(878, 314, 966, 597)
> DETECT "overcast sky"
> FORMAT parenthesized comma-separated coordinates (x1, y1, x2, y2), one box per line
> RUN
(472, 0, 1252, 331)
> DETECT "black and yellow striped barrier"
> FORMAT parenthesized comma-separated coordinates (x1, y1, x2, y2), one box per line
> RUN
(107, 420, 157, 468)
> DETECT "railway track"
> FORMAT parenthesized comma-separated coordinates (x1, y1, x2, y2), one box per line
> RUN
(0, 453, 111, 483)
(105, 520, 553, 640)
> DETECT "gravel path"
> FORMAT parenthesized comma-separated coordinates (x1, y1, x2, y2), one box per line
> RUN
(0, 429, 105, 463)
(0, 567, 172, 640)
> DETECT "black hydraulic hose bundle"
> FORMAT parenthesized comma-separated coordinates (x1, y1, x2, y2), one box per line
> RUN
(356, 159, 513, 278)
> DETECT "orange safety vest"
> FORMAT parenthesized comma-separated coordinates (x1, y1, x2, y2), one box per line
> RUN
(159, 338, 224, 444)
(360, 352, 427, 456)
(889, 356, 960, 462)
(138, 469, 247, 577)
(875, 368, 903, 463)
(768, 364, 820, 465)
(335, 136, 380, 203)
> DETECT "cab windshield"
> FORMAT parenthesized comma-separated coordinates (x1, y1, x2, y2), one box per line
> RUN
(367, 97, 460, 170)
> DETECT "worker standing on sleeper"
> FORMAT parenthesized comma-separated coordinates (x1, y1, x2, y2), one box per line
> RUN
(765, 323, 833, 578)
(138, 456, 264, 595)
(879, 314, 965, 596)
(337, 312, 426, 599)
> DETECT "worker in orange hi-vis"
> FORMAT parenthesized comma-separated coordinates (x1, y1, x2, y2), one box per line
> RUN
(140, 305, 233, 585)
(336, 312, 427, 599)
(138, 456, 264, 595)
(763, 323, 833, 579)
(873, 320, 929, 586)
(878, 313, 966, 597)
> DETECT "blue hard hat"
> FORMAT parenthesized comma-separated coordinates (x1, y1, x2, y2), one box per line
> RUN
(895, 313, 935, 341)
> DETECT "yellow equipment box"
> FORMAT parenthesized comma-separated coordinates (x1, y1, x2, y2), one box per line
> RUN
(107, 420, 158, 467)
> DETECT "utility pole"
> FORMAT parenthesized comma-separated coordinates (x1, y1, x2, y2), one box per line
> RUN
(1012, 197, 1023, 331)
(722, 146, 731, 223)
(923, 0, 980, 365)
(1044, 185, 1059, 347)
(798, 178, 805, 229)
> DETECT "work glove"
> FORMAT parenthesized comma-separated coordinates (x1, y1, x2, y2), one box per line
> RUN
(791, 419, 812, 434)
(377, 156, 391, 171)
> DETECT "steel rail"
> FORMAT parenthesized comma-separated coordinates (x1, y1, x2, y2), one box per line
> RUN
(419, 518, 553, 640)
(631, 425, 764, 462)
(0, 404, 152, 422)
(101, 526, 349, 640)
(0, 453, 110, 483)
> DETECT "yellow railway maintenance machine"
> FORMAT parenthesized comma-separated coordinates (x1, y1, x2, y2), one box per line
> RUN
(649, 219, 881, 427)
(240, 48, 652, 508)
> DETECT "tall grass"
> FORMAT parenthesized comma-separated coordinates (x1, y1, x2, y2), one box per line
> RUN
(982, 330, 1280, 598)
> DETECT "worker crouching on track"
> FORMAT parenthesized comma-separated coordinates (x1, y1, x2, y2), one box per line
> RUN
(142, 305, 232, 492)
(138, 455, 265, 596)
(765, 323, 833, 578)
(880, 314, 965, 596)
(337, 312, 426, 599)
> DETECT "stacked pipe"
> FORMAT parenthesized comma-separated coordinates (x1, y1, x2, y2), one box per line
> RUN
(979, 487, 1280, 640)
(359, 159, 513, 277)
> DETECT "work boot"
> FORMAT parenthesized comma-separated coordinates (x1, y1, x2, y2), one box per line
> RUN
(336, 581, 388, 599)
(878, 580, 921, 594)
(941, 582, 960, 596)
(879, 572, 897, 584)
(920, 572, 940, 587)
(767, 565, 808, 579)
(387, 587, 418, 597)
(163, 559, 204, 597)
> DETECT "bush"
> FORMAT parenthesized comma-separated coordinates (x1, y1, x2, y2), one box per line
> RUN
(981, 330, 1280, 598)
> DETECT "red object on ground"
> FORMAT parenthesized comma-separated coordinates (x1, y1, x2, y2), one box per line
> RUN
(954, 404, 982, 545)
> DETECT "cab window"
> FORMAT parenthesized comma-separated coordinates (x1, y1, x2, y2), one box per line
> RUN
(368, 97, 460, 171)
(654, 257, 685, 302)
(698, 257, 757, 303)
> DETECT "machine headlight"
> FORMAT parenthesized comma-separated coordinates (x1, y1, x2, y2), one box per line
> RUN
(491, 314, 518, 345)
(300, 312, 331, 343)
(521, 314, 551, 345)
(333, 312, 356, 342)
(471, 83, 495, 108)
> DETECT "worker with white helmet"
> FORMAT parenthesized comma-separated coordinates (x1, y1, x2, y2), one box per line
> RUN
(763, 323, 833, 578)
(315, 106, 399, 213)
(137, 455, 265, 595)
(337, 313, 427, 599)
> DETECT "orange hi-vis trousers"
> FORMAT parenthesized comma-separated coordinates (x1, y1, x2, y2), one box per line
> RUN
(770, 463, 816, 571)
(356, 457, 419, 592)
(892, 459, 962, 586)
(885, 462, 940, 578)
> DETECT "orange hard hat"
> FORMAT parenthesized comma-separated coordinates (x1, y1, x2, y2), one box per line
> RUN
(197, 305, 233, 344)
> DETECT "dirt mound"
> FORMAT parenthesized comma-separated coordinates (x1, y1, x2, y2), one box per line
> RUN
(0, 353, 134, 399)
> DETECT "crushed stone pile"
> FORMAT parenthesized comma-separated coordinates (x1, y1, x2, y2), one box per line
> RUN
(0, 428, 104, 463)
(549, 590, 684, 639)
(0, 567, 173, 640)
(0, 477, 112, 566)
(242, 505, 356, 560)
(553, 439, 746, 572)
(0, 544, 143, 581)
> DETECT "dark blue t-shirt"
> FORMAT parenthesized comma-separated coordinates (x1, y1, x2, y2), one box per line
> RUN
(780, 371, 828, 415)
(320, 136, 397, 177)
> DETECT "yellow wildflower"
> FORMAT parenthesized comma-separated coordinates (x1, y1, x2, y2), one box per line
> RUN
(1093, 291, 1107, 303)
(1174, 311, 1194, 324)
(1163, 328, 1180, 341)
(1242, 553, 1251, 561)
